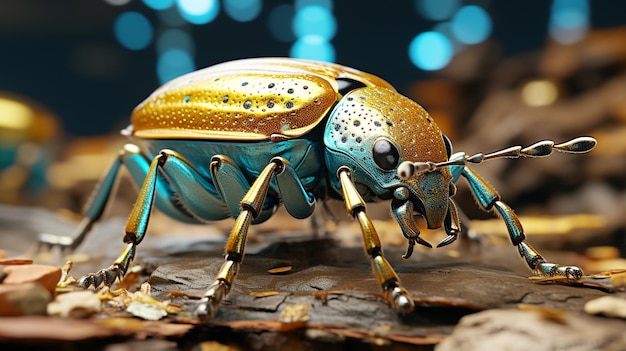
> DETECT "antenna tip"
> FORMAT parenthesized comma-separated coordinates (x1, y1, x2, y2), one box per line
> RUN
(556, 137, 597, 153)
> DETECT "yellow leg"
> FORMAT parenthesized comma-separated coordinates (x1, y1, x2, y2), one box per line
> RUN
(196, 160, 279, 322)
(78, 154, 161, 288)
(338, 167, 415, 314)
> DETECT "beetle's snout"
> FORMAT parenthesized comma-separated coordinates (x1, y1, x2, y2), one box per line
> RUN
(397, 171, 451, 230)
(420, 193, 448, 230)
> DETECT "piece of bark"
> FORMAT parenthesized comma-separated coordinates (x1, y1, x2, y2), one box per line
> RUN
(2, 264, 61, 293)
(0, 316, 127, 342)
(145, 238, 608, 345)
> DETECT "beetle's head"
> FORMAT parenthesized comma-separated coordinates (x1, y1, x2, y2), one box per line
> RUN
(324, 86, 454, 242)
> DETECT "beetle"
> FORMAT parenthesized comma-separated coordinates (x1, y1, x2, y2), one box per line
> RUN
(39, 58, 596, 321)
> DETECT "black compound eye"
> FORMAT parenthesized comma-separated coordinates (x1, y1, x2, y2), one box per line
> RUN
(443, 134, 453, 158)
(372, 139, 400, 170)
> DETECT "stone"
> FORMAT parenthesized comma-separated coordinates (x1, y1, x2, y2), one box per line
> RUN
(0, 283, 51, 316)
(435, 309, 626, 351)
(584, 296, 626, 319)
(47, 290, 102, 318)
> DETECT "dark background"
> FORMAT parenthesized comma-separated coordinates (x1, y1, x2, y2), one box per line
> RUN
(1, 0, 625, 136)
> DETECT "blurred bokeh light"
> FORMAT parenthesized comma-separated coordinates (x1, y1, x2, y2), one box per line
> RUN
(113, 11, 154, 51)
(176, 0, 220, 25)
(223, 0, 262, 23)
(0, 0, 625, 136)
(408, 31, 453, 71)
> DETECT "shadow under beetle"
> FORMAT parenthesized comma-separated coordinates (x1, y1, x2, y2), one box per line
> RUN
(39, 58, 597, 321)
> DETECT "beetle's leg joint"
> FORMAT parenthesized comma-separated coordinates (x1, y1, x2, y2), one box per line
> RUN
(157, 151, 170, 165)
(336, 166, 352, 179)
(270, 156, 287, 173)
(368, 246, 382, 258)
(225, 252, 242, 263)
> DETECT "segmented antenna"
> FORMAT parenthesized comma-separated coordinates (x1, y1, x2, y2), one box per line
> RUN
(397, 137, 596, 180)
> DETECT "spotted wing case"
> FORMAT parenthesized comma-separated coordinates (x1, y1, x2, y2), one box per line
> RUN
(130, 58, 396, 141)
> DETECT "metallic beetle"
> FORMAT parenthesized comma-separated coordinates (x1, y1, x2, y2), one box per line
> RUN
(40, 58, 596, 321)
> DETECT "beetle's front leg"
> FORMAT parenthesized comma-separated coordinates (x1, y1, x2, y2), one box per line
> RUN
(195, 158, 281, 322)
(461, 166, 583, 281)
(338, 167, 415, 314)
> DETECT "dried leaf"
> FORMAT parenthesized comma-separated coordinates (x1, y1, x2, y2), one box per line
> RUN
(572, 269, 626, 290)
(98, 282, 183, 315)
(168, 290, 202, 299)
(528, 275, 583, 283)
(56, 260, 77, 289)
(197, 340, 242, 351)
(126, 301, 168, 320)
(610, 272, 626, 288)
(267, 266, 292, 274)
(0, 259, 33, 265)
(250, 290, 280, 298)
(279, 303, 310, 324)
(116, 265, 145, 290)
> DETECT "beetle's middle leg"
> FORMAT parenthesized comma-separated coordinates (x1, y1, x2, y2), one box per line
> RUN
(461, 166, 584, 281)
(337, 167, 415, 314)
(196, 158, 283, 321)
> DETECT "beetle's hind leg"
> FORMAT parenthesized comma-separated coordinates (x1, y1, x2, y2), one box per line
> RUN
(37, 146, 129, 254)
(461, 166, 583, 282)
(78, 149, 230, 288)
(337, 167, 415, 314)
(77, 152, 164, 288)
(37, 145, 211, 255)
(196, 158, 282, 321)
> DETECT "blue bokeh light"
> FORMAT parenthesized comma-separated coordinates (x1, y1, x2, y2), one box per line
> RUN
(295, 0, 333, 11)
(414, 0, 460, 21)
(113, 11, 154, 51)
(157, 6, 187, 26)
(408, 31, 453, 71)
(156, 28, 195, 55)
(552, 0, 589, 14)
(157, 49, 195, 84)
(268, 4, 296, 43)
(224, 0, 262, 22)
(292, 5, 336, 40)
(176, 0, 219, 25)
(142, 0, 175, 10)
(433, 21, 463, 53)
(553, 8, 587, 30)
(290, 35, 335, 62)
(450, 5, 492, 45)
(549, 0, 589, 44)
